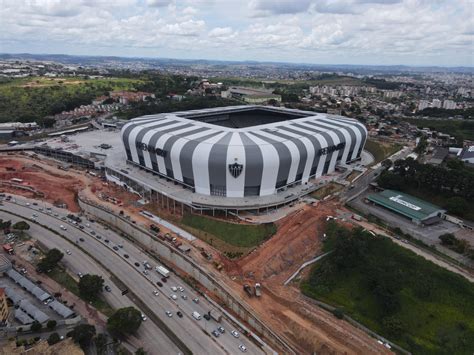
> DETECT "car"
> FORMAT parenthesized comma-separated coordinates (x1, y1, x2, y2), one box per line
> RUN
(177, 286, 184, 292)
(32, 213, 38, 217)
(61, 216, 67, 220)
(123, 254, 129, 259)
(32, 202, 38, 206)
(165, 311, 173, 318)
(171, 286, 178, 292)
(203, 314, 211, 321)
(156, 281, 163, 287)
(141, 314, 147, 321)
(181, 294, 187, 300)
(66, 250, 71, 255)
(134, 262, 140, 267)
(193, 298, 199, 303)
(77, 272, 83, 278)
(231, 330, 240, 338)
(212, 330, 220, 337)
(104, 285, 111, 292)
(90, 230, 96, 235)
(53, 213, 59, 217)
(177, 311, 183, 318)
(79, 225, 84, 229)
(218, 326, 225, 334)
(26, 202, 30, 206)
(153, 290, 159, 296)
(169, 294, 177, 300)
(113, 246, 119, 251)
(161, 277, 167, 283)
(143, 270, 149, 275)
(239, 344, 247, 352)
(104, 239, 109, 243)
(96, 235, 102, 240)
(118, 244, 123, 248)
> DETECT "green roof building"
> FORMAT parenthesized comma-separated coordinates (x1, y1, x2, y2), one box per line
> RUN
(367, 190, 445, 225)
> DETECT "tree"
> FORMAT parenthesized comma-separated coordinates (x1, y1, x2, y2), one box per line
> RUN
(95, 333, 108, 355)
(439, 233, 457, 246)
(135, 348, 147, 355)
(47, 332, 61, 345)
(12, 221, 30, 230)
(71, 324, 96, 349)
(381, 159, 393, 169)
(0, 219, 11, 230)
(46, 320, 57, 330)
(78, 274, 104, 301)
(445, 197, 468, 217)
(37, 248, 64, 272)
(107, 307, 142, 336)
(30, 320, 42, 332)
(382, 316, 403, 338)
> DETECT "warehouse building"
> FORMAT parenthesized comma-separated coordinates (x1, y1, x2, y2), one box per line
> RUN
(367, 190, 445, 225)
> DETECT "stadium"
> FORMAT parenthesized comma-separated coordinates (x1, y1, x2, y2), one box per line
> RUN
(105, 105, 367, 213)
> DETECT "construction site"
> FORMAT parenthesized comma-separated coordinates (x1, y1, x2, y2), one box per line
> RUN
(0, 149, 395, 354)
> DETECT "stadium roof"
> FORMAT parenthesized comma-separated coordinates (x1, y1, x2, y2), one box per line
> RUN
(367, 190, 445, 222)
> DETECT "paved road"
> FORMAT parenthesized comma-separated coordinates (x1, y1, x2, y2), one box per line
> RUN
(1, 196, 264, 355)
(0, 210, 179, 355)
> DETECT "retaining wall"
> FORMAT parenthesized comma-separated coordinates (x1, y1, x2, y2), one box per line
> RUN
(78, 197, 293, 354)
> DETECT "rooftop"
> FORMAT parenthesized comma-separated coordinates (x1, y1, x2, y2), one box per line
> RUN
(367, 189, 445, 221)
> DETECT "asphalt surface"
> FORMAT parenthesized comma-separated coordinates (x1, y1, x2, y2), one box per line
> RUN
(1, 196, 264, 355)
(0, 210, 179, 355)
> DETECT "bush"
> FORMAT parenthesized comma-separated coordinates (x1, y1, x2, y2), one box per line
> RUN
(46, 320, 57, 330)
(445, 197, 468, 217)
(30, 320, 42, 332)
(332, 308, 344, 319)
(12, 221, 30, 230)
(47, 332, 61, 345)
(107, 307, 142, 336)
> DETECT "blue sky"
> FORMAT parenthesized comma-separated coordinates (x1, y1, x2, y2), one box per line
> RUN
(1, 0, 473, 66)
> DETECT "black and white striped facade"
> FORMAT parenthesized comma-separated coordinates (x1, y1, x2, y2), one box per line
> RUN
(121, 106, 367, 198)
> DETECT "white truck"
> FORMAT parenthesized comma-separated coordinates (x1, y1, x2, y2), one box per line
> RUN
(255, 283, 262, 297)
(156, 265, 170, 278)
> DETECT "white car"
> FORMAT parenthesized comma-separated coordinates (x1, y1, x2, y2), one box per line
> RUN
(169, 294, 177, 300)
(153, 290, 159, 296)
(60, 225, 67, 231)
(66, 250, 72, 255)
(178, 286, 184, 292)
(141, 314, 147, 321)
(239, 344, 247, 352)
(165, 311, 173, 317)
(171, 286, 178, 292)
(231, 330, 240, 338)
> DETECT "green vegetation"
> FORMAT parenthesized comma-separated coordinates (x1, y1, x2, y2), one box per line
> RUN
(46, 320, 57, 330)
(439, 233, 474, 259)
(12, 221, 30, 230)
(37, 248, 63, 272)
(378, 158, 474, 221)
(364, 139, 402, 164)
(70, 324, 96, 350)
(401, 118, 474, 142)
(78, 274, 104, 301)
(107, 307, 142, 336)
(47, 332, 61, 345)
(0, 76, 144, 123)
(182, 214, 276, 248)
(48, 267, 114, 317)
(418, 107, 474, 120)
(30, 320, 42, 332)
(301, 222, 474, 354)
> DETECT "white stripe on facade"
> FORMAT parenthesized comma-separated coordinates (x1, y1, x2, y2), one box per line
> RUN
(226, 133, 246, 198)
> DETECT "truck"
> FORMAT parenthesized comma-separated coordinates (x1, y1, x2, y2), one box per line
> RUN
(156, 265, 170, 278)
(243, 284, 254, 297)
(255, 283, 262, 297)
(209, 310, 222, 322)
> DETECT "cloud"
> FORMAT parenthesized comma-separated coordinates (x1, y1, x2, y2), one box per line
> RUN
(250, 0, 312, 15)
(146, 0, 174, 7)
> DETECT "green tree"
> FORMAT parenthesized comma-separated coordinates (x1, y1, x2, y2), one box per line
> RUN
(47, 332, 61, 345)
(12, 221, 30, 230)
(46, 320, 57, 330)
(95, 333, 108, 355)
(135, 348, 147, 355)
(107, 307, 142, 336)
(445, 197, 468, 217)
(71, 324, 96, 349)
(439, 233, 457, 246)
(0, 219, 12, 230)
(37, 248, 64, 272)
(30, 320, 42, 332)
(78, 274, 104, 301)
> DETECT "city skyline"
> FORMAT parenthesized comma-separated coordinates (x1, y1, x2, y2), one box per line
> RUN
(1, 0, 473, 67)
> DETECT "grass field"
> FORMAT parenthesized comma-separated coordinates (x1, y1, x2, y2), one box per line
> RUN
(364, 139, 402, 164)
(48, 267, 114, 317)
(301, 224, 474, 354)
(181, 214, 276, 255)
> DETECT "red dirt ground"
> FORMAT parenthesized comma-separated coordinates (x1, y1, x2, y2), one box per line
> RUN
(0, 153, 390, 354)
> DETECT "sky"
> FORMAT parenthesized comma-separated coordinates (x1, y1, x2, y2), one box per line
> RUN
(1, 0, 473, 67)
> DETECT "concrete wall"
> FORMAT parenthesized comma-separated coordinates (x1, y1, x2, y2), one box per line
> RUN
(77, 197, 293, 354)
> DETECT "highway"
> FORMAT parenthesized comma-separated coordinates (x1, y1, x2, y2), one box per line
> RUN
(1, 195, 264, 355)
(0, 210, 179, 355)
